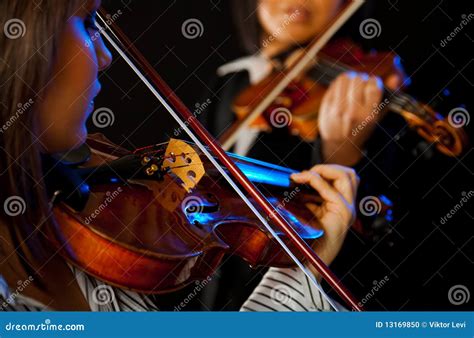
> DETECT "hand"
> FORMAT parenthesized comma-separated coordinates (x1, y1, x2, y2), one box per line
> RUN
(291, 164, 358, 278)
(318, 71, 384, 166)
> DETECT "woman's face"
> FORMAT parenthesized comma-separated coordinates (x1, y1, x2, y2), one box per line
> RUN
(35, 0, 112, 154)
(258, 0, 343, 46)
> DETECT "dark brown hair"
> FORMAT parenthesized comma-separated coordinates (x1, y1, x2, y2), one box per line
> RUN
(231, 0, 263, 54)
(0, 0, 83, 266)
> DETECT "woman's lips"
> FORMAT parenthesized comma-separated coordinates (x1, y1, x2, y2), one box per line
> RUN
(87, 82, 101, 114)
(285, 6, 312, 23)
(86, 99, 95, 115)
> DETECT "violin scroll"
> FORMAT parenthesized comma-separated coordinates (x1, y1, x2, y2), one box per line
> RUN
(400, 104, 468, 157)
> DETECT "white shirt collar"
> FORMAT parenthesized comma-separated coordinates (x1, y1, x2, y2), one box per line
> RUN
(217, 54, 273, 84)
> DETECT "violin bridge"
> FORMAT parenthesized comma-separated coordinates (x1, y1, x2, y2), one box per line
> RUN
(164, 139, 205, 192)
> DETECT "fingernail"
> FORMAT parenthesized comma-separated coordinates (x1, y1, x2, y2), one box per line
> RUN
(291, 172, 303, 179)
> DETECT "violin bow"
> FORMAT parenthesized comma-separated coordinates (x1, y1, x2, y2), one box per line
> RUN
(219, 0, 365, 151)
(96, 6, 362, 311)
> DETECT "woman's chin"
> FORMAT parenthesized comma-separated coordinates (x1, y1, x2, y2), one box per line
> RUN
(39, 129, 87, 155)
(72, 128, 88, 149)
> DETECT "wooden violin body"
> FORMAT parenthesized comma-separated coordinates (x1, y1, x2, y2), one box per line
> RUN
(231, 39, 468, 157)
(50, 2, 366, 310)
(48, 135, 322, 293)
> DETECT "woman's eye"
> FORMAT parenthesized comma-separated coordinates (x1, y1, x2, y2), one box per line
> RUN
(85, 13, 99, 31)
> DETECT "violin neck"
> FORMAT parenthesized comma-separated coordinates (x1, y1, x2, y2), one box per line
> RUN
(384, 90, 434, 121)
(225, 152, 297, 188)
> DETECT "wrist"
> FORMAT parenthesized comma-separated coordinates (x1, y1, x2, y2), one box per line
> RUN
(321, 139, 364, 166)
(308, 239, 340, 282)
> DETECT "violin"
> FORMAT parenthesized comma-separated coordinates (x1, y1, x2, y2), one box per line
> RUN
(42, 1, 371, 311)
(47, 134, 325, 293)
(221, 37, 468, 158)
(46, 131, 392, 292)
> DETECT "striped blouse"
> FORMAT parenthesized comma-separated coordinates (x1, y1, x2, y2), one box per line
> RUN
(0, 266, 336, 312)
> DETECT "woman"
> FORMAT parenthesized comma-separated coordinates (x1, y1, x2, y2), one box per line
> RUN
(0, 0, 358, 311)
(202, 0, 472, 311)
(199, 0, 395, 310)
(201, 0, 459, 310)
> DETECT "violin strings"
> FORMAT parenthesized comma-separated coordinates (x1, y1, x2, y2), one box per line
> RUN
(96, 13, 342, 312)
(312, 57, 429, 119)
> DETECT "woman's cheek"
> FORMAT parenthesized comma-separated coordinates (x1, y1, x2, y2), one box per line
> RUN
(73, 119, 88, 148)
(40, 19, 97, 153)
(62, 98, 90, 150)
(35, 104, 85, 154)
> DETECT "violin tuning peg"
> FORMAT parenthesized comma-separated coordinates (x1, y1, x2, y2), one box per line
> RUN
(141, 156, 151, 166)
(145, 164, 159, 176)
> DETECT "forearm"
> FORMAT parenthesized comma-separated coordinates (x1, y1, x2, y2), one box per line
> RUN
(321, 140, 365, 167)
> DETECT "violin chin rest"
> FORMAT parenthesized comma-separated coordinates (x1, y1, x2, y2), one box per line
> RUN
(52, 143, 92, 166)
(42, 154, 91, 212)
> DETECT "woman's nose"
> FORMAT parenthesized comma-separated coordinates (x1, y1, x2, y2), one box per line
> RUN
(96, 38, 113, 71)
